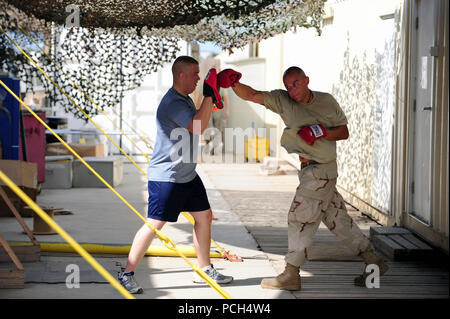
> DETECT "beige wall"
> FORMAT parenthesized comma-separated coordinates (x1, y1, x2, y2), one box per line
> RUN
(278, 0, 401, 222)
(215, 0, 448, 252)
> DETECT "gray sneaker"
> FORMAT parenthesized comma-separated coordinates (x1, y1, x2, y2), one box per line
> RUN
(118, 269, 143, 294)
(193, 264, 233, 284)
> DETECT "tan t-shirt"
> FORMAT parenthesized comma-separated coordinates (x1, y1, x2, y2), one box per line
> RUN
(262, 90, 347, 164)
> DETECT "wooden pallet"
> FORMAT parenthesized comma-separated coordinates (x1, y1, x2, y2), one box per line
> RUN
(0, 187, 40, 263)
(370, 226, 434, 261)
(0, 186, 35, 288)
(0, 233, 25, 288)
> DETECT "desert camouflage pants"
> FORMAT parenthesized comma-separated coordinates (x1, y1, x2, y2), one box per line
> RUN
(285, 162, 373, 267)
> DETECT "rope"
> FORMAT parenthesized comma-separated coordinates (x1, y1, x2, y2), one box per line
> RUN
(0, 170, 134, 299)
(0, 78, 232, 299)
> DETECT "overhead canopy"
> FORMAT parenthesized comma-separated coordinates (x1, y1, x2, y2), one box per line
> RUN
(3, 0, 279, 29)
(1, 0, 325, 50)
(0, 0, 325, 119)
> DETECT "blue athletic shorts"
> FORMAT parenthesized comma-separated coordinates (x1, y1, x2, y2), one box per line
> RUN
(147, 175, 211, 222)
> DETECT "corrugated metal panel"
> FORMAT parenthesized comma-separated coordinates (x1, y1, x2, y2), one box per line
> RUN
(399, 0, 448, 252)
(432, 0, 449, 238)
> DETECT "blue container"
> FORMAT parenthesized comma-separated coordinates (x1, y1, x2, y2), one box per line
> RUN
(0, 77, 20, 160)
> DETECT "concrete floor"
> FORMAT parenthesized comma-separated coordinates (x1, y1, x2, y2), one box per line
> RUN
(0, 162, 293, 300)
(0, 160, 448, 300)
(201, 162, 449, 299)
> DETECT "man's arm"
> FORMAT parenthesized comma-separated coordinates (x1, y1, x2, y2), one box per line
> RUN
(187, 68, 221, 135)
(324, 125, 349, 141)
(187, 97, 213, 135)
(218, 68, 264, 106)
(231, 82, 265, 106)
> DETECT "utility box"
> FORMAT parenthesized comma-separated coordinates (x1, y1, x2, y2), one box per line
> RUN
(72, 156, 123, 188)
(0, 77, 20, 160)
(42, 155, 73, 189)
(19, 111, 46, 184)
(245, 137, 270, 162)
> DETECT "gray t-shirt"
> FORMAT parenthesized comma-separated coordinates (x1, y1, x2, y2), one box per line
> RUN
(147, 87, 198, 183)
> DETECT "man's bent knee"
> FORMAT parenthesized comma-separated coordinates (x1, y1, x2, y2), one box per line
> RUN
(190, 209, 213, 225)
(146, 218, 166, 231)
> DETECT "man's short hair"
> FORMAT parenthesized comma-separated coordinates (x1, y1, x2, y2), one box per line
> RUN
(172, 56, 198, 77)
(283, 66, 305, 79)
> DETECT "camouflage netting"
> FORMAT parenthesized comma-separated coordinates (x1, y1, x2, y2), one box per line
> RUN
(0, 0, 325, 119)
(2, 0, 281, 29)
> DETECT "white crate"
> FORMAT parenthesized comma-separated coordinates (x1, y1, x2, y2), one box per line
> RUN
(72, 156, 123, 188)
(42, 156, 73, 189)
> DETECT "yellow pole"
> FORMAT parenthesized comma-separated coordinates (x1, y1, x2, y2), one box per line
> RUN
(0, 79, 232, 299)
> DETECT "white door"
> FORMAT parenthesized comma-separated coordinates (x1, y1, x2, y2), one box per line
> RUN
(409, 0, 439, 224)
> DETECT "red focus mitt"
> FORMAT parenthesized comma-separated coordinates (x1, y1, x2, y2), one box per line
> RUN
(203, 68, 223, 109)
(298, 124, 327, 145)
(218, 69, 242, 88)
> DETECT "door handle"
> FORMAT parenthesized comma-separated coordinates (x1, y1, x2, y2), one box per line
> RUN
(423, 107, 432, 111)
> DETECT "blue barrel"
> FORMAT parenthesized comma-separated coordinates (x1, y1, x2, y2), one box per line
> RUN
(0, 77, 20, 160)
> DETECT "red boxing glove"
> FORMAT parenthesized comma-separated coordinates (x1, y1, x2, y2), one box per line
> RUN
(218, 68, 242, 88)
(298, 124, 327, 145)
(203, 68, 223, 109)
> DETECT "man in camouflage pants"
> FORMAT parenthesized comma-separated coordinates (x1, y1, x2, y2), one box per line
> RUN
(218, 66, 389, 290)
(284, 161, 379, 287)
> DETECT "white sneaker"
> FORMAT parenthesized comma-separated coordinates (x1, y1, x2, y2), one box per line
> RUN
(118, 269, 143, 294)
(193, 264, 233, 284)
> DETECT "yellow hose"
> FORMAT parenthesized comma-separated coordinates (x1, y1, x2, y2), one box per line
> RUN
(8, 242, 223, 258)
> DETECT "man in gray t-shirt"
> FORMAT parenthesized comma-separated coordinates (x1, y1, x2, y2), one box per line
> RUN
(147, 86, 198, 183)
(118, 56, 233, 294)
